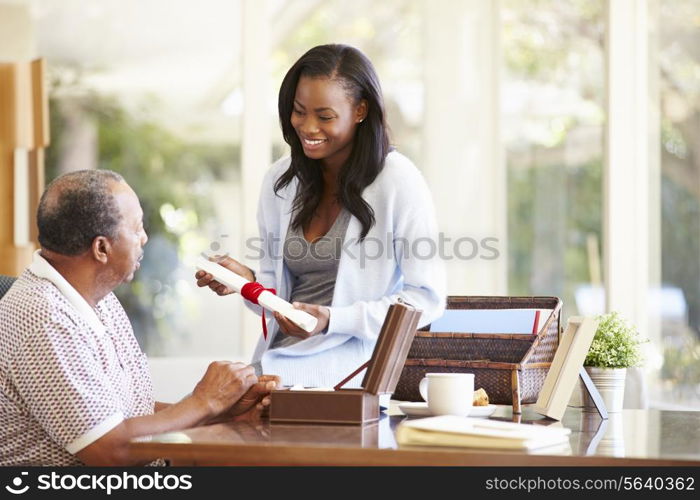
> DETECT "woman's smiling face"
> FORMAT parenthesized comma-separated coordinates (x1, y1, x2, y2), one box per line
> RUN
(290, 75, 367, 170)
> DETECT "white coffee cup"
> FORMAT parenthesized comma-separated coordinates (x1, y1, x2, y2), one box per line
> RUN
(419, 373, 474, 417)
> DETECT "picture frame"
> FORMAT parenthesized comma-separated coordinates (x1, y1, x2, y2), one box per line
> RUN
(533, 316, 605, 421)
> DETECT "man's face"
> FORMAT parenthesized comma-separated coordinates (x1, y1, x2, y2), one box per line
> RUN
(108, 182, 147, 285)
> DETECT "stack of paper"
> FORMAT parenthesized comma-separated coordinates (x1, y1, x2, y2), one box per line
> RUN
(429, 309, 553, 334)
(396, 415, 571, 451)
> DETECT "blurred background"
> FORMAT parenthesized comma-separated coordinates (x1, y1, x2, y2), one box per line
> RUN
(0, 0, 698, 409)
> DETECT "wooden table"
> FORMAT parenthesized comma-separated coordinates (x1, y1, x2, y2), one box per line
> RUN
(129, 406, 700, 466)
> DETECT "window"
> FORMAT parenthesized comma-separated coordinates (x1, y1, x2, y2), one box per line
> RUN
(656, 0, 700, 408)
(32, 0, 700, 408)
(502, 0, 605, 316)
(41, 0, 244, 357)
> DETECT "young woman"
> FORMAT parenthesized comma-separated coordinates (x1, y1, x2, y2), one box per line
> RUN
(196, 44, 445, 387)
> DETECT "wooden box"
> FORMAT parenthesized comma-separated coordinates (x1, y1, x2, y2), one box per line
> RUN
(270, 302, 422, 425)
(393, 296, 562, 413)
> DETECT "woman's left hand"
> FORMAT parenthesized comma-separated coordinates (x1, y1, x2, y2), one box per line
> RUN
(274, 302, 330, 339)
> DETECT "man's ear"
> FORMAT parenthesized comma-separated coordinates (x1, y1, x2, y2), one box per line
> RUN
(92, 236, 111, 264)
(355, 99, 368, 123)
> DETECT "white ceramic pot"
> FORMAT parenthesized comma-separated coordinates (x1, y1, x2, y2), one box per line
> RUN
(582, 366, 627, 413)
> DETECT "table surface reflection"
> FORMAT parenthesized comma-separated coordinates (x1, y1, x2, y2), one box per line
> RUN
(129, 406, 700, 466)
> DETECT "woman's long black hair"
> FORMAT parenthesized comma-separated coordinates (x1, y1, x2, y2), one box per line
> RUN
(275, 44, 390, 241)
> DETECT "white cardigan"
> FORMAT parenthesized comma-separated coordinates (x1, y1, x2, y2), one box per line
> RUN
(248, 151, 446, 387)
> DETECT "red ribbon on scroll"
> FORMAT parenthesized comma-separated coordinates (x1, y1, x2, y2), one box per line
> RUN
(240, 282, 277, 340)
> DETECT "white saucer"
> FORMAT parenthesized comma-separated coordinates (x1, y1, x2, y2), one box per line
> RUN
(398, 402, 497, 418)
(469, 404, 498, 418)
(397, 402, 433, 417)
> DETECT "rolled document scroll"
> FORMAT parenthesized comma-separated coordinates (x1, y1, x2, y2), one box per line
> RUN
(195, 256, 318, 333)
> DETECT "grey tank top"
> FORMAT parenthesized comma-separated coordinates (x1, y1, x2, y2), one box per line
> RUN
(272, 208, 352, 349)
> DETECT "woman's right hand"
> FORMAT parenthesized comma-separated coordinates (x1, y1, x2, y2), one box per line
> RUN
(194, 255, 255, 296)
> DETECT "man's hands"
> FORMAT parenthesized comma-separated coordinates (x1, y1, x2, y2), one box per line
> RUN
(191, 361, 257, 418)
(75, 362, 278, 466)
(274, 302, 330, 340)
(193, 364, 280, 424)
(77, 362, 264, 466)
(222, 375, 280, 423)
(194, 255, 255, 295)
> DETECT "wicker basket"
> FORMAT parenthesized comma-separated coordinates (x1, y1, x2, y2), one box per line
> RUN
(393, 296, 562, 413)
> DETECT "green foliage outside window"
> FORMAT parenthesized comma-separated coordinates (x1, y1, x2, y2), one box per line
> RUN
(45, 86, 238, 353)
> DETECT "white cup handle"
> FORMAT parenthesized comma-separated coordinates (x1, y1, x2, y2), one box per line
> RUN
(419, 377, 428, 401)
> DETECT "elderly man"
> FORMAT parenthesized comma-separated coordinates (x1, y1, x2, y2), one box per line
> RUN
(0, 169, 276, 466)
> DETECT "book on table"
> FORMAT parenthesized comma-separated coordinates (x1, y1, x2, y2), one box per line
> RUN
(395, 415, 571, 451)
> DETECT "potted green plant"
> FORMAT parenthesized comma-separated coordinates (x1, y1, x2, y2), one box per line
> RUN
(582, 312, 645, 412)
